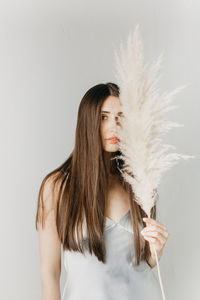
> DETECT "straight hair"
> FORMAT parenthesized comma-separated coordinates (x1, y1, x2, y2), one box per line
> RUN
(35, 82, 156, 264)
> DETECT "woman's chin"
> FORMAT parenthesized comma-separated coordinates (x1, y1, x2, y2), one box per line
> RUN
(104, 144, 119, 152)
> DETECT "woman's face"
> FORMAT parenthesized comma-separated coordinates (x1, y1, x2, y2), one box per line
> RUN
(100, 95, 122, 152)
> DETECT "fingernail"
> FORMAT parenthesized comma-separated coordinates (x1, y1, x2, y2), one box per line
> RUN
(143, 218, 147, 221)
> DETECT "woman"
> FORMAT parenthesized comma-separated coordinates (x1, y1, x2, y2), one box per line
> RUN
(35, 82, 169, 300)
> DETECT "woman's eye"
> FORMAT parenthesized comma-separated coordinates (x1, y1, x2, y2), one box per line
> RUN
(101, 115, 107, 120)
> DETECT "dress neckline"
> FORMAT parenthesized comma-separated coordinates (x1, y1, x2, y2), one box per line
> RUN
(105, 209, 130, 224)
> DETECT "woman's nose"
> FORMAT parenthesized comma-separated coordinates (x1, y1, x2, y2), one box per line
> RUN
(113, 116, 121, 125)
(108, 117, 120, 131)
(109, 117, 117, 126)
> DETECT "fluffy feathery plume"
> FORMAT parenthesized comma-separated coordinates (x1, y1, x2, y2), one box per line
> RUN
(114, 24, 193, 218)
(113, 24, 194, 300)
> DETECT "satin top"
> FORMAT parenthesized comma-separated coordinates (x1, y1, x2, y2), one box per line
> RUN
(61, 210, 162, 300)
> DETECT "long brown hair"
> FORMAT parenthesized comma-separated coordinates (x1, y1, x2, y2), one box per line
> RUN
(35, 82, 156, 265)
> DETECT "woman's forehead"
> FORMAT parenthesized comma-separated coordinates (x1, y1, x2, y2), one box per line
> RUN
(101, 96, 122, 111)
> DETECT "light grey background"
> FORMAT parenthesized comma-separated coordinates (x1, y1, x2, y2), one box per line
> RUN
(0, 1, 199, 299)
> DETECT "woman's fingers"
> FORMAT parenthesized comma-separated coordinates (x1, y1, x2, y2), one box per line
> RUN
(142, 231, 167, 245)
(143, 217, 168, 232)
(141, 226, 169, 239)
(141, 218, 170, 255)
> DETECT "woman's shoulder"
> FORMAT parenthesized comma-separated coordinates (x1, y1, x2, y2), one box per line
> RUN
(40, 170, 64, 201)
(37, 170, 66, 225)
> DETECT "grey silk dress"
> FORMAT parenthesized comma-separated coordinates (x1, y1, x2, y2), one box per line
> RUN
(61, 210, 162, 300)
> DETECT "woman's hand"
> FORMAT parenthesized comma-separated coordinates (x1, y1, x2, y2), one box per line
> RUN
(141, 217, 170, 261)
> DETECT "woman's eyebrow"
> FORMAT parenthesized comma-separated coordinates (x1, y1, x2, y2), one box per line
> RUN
(101, 111, 123, 115)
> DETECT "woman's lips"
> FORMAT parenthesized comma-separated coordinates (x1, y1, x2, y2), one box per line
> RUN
(106, 138, 119, 144)
(108, 139, 118, 144)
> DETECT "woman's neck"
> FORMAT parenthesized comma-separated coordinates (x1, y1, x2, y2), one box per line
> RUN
(108, 173, 120, 187)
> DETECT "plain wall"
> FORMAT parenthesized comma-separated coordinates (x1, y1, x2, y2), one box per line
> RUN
(0, 0, 199, 299)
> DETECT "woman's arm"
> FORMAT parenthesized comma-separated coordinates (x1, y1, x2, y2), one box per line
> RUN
(37, 174, 62, 300)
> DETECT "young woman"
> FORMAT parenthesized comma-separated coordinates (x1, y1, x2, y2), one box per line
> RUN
(35, 82, 169, 300)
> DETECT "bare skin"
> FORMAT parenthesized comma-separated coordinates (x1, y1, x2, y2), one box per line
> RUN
(105, 173, 130, 222)
(100, 95, 130, 222)
(37, 173, 62, 300)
